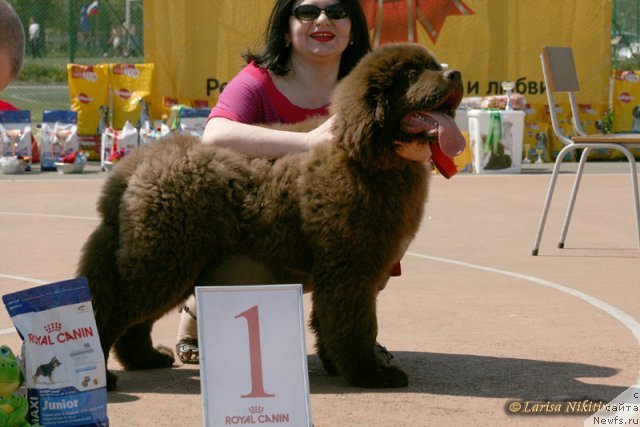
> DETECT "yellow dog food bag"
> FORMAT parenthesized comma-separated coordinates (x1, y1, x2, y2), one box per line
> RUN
(612, 70, 640, 133)
(576, 103, 613, 160)
(161, 96, 179, 121)
(542, 103, 575, 162)
(612, 70, 640, 160)
(110, 63, 155, 129)
(67, 64, 109, 135)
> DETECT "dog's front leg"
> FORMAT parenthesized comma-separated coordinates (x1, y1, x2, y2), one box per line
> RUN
(310, 265, 408, 388)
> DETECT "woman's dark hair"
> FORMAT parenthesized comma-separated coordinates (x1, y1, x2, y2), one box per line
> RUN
(243, 0, 371, 79)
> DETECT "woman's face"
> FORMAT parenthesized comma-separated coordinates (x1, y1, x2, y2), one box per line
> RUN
(288, 0, 352, 64)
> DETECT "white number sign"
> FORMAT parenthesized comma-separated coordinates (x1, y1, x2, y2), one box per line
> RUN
(196, 285, 311, 427)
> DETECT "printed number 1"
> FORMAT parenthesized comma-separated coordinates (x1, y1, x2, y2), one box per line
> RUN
(235, 305, 275, 398)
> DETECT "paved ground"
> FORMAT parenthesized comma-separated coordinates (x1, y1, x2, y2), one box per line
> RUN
(1, 161, 639, 426)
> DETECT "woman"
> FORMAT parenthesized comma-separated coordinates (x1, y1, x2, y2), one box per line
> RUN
(176, 0, 399, 364)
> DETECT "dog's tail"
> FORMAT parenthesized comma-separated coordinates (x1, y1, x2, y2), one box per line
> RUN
(96, 146, 148, 225)
(76, 148, 150, 324)
(77, 148, 144, 280)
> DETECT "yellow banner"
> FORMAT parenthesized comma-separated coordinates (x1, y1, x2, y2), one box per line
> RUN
(143, 0, 273, 119)
(414, 0, 612, 105)
(143, 0, 612, 119)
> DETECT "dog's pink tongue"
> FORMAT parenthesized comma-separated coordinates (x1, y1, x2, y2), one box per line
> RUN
(424, 111, 466, 157)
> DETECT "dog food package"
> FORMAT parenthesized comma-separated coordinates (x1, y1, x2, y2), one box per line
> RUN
(161, 96, 179, 120)
(40, 111, 79, 171)
(139, 122, 170, 145)
(468, 109, 525, 173)
(2, 277, 109, 426)
(576, 103, 613, 160)
(542, 103, 575, 162)
(167, 106, 210, 137)
(611, 70, 640, 160)
(190, 99, 210, 109)
(455, 131, 473, 173)
(612, 70, 640, 133)
(542, 102, 573, 129)
(110, 63, 155, 130)
(577, 103, 605, 134)
(68, 64, 110, 136)
(101, 120, 139, 169)
(0, 110, 33, 171)
(548, 121, 576, 162)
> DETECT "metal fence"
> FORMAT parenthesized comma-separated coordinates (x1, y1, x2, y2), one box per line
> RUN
(4, 0, 143, 121)
(612, 0, 640, 61)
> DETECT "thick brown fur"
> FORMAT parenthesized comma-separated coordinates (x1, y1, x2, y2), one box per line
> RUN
(77, 43, 463, 390)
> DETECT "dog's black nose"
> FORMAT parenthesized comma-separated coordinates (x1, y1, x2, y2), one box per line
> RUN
(443, 69, 461, 81)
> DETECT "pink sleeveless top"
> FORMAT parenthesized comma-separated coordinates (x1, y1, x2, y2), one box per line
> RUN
(209, 62, 328, 125)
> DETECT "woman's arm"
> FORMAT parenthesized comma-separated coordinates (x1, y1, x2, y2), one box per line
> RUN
(201, 116, 335, 158)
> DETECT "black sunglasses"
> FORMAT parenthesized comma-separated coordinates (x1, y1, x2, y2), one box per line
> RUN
(292, 3, 349, 21)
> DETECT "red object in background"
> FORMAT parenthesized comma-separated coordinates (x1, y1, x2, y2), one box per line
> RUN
(191, 99, 210, 109)
(62, 151, 77, 164)
(361, 0, 475, 45)
(0, 99, 40, 163)
(0, 99, 17, 110)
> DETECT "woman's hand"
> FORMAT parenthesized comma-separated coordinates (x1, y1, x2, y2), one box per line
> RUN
(304, 115, 336, 149)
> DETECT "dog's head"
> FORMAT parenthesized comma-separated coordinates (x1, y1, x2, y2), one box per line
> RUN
(633, 105, 640, 119)
(330, 43, 464, 170)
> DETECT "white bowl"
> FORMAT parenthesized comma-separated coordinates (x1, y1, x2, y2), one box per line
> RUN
(55, 162, 85, 174)
(0, 157, 27, 174)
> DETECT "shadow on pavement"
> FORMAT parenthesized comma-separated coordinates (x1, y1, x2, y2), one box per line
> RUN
(106, 352, 627, 404)
(308, 352, 627, 403)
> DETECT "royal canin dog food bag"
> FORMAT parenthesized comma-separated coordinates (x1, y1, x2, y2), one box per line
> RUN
(2, 277, 109, 426)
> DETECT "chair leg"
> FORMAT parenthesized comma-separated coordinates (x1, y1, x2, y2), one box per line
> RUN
(558, 147, 591, 248)
(532, 145, 574, 256)
(617, 146, 640, 253)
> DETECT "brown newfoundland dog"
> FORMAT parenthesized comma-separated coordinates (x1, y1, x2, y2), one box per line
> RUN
(78, 43, 465, 390)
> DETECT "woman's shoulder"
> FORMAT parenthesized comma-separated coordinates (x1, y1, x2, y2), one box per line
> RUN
(237, 61, 270, 84)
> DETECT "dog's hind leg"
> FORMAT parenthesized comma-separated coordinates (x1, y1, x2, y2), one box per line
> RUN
(78, 223, 129, 391)
(113, 319, 174, 370)
(93, 304, 129, 391)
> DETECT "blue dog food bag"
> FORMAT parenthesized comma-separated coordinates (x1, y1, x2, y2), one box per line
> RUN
(2, 277, 109, 426)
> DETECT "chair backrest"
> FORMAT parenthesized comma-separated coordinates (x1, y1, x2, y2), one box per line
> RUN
(540, 46, 585, 142)
(541, 46, 580, 92)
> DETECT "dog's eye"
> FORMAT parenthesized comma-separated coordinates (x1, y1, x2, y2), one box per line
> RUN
(405, 69, 419, 82)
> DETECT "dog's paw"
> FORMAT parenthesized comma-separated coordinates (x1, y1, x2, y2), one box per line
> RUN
(106, 370, 118, 391)
(119, 345, 175, 370)
(318, 354, 338, 376)
(344, 364, 408, 388)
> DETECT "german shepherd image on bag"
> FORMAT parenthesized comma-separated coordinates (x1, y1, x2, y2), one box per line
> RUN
(32, 356, 62, 384)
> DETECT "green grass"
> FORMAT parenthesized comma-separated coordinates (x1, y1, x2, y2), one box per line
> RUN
(1, 84, 70, 123)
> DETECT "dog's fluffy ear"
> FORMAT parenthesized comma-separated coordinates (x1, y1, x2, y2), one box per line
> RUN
(330, 62, 396, 169)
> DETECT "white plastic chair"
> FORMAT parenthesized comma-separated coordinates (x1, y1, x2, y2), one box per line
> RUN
(532, 46, 640, 255)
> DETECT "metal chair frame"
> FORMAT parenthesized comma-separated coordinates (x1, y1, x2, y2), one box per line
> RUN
(532, 46, 640, 255)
